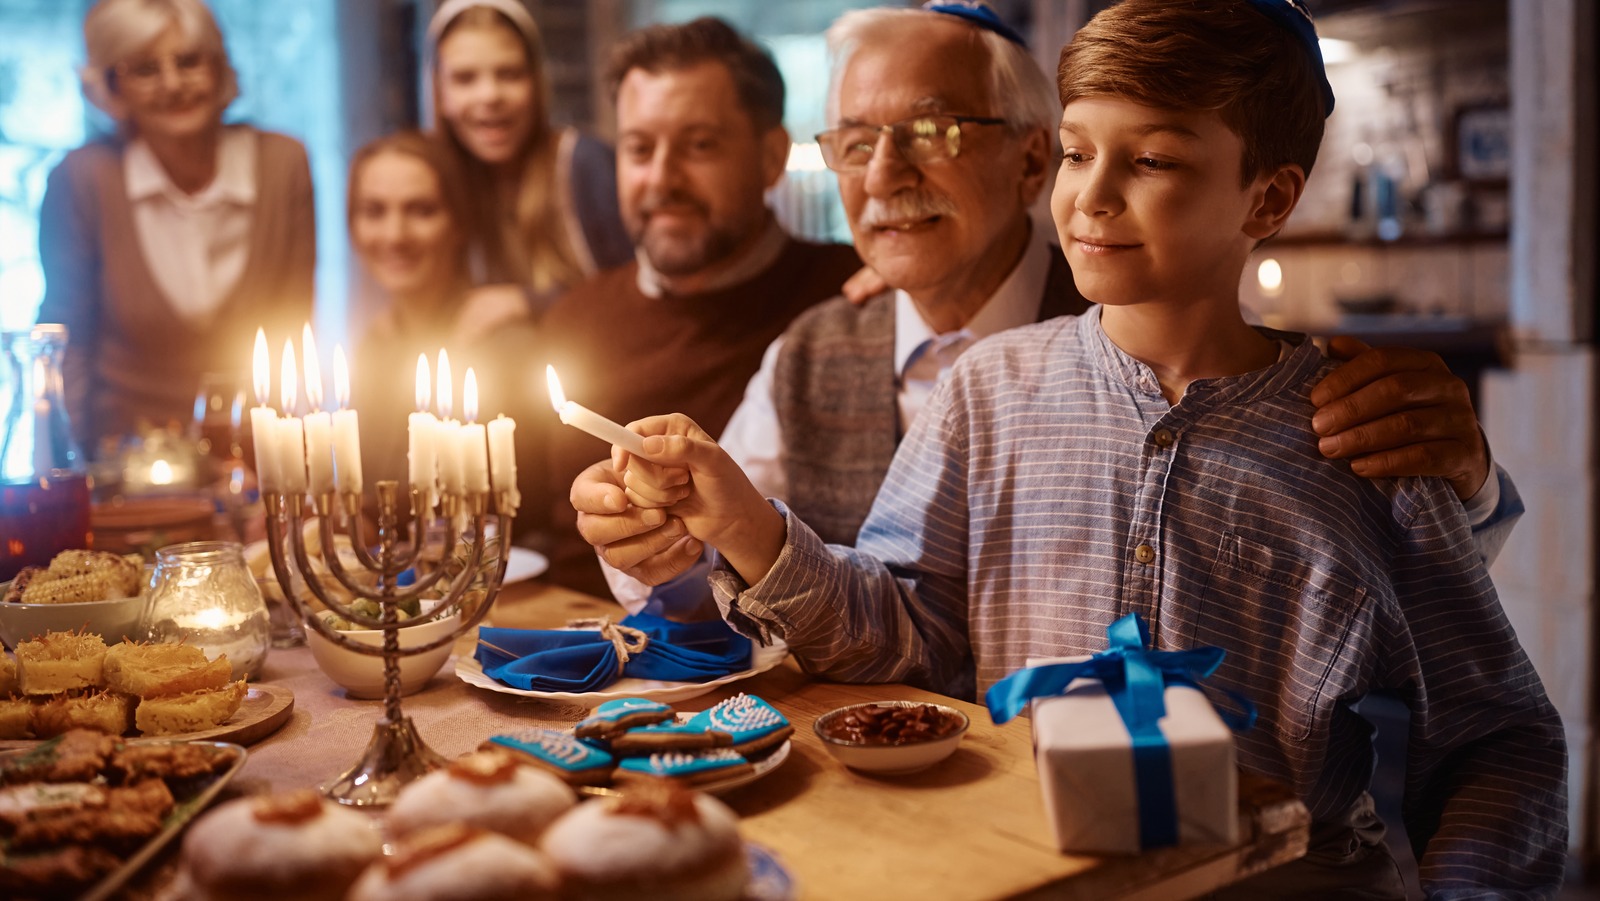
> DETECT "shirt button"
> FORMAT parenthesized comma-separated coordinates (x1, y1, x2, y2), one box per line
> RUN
(1153, 428, 1175, 448)
(1134, 544, 1156, 564)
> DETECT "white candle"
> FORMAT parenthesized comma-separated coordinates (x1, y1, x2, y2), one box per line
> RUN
(278, 340, 308, 495)
(408, 354, 438, 505)
(434, 350, 465, 495)
(487, 414, 517, 497)
(301, 324, 335, 495)
(545, 365, 648, 456)
(460, 369, 490, 494)
(331, 345, 363, 495)
(249, 329, 283, 493)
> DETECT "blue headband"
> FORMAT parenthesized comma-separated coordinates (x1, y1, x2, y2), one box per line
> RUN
(923, 1, 1027, 48)
(1245, 0, 1336, 117)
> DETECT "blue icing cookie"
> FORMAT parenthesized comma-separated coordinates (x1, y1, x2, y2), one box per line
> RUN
(689, 693, 789, 742)
(574, 697, 675, 739)
(489, 728, 614, 775)
(618, 748, 749, 779)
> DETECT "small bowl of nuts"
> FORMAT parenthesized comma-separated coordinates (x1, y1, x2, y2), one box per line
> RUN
(813, 700, 970, 774)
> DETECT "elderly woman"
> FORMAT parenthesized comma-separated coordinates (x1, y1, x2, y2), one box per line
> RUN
(426, 0, 629, 310)
(36, 0, 315, 457)
(345, 131, 543, 529)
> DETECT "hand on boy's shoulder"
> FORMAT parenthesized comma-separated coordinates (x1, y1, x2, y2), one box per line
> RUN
(1309, 336, 1491, 503)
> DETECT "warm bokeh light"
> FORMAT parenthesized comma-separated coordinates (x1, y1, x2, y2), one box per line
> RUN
(437, 349, 453, 420)
(280, 340, 298, 414)
(1256, 258, 1284, 297)
(415, 353, 430, 413)
(302, 323, 323, 412)
(333, 345, 350, 411)
(464, 368, 479, 424)
(252, 329, 270, 406)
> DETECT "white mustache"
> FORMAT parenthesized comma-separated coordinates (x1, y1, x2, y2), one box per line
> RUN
(858, 192, 957, 228)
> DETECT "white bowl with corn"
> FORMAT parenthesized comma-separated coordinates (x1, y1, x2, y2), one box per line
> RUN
(0, 550, 151, 649)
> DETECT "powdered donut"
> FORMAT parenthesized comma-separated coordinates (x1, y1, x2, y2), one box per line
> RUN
(348, 823, 561, 901)
(177, 789, 382, 901)
(540, 783, 747, 901)
(388, 749, 577, 846)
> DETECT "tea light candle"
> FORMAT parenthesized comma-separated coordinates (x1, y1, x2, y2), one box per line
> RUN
(301, 324, 335, 496)
(331, 345, 363, 495)
(545, 366, 647, 456)
(487, 414, 517, 500)
(408, 354, 439, 505)
(278, 340, 308, 496)
(249, 329, 283, 493)
(460, 369, 490, 494)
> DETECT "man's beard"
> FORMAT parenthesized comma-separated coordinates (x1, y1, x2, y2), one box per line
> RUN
(630, 190, 744, 277)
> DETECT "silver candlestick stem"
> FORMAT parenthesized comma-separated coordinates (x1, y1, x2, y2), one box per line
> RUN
(263, 479, 516, 806)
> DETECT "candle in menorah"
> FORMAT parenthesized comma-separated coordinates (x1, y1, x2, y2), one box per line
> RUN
(250, 327, 520, 806)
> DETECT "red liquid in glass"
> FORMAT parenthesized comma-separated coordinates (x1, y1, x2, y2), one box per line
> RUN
(0, 473, 92, 581)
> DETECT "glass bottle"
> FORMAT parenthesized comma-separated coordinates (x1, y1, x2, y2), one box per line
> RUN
(145, 541, 270, 680)
(0, 324, 90, 581)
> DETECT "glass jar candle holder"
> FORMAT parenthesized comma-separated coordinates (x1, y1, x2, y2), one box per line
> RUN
(146, 540, 271, 680)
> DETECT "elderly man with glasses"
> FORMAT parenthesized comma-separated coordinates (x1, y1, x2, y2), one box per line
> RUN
(574, 2, 1519, 613)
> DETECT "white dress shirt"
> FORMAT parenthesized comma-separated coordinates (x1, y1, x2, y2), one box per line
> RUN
(125, 125, 256, 323)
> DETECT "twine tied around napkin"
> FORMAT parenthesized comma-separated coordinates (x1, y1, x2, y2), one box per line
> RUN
(474, 612, 755, 693)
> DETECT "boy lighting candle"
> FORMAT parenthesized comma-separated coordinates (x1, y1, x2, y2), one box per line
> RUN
(545, 365, 647, 456)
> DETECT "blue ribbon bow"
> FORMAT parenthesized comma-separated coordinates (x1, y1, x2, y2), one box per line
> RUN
(475, 613, 753, 693)
(985, 613, 1255, 849)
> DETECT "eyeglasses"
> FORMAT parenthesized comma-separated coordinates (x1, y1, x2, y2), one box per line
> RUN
(110, 51, 212, 91)
(814, 114, 1008, 173)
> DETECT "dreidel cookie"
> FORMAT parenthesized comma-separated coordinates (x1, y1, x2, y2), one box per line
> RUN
(615, 748, 753, 788)
(608, 719, 733, 756)
(689, 693, 794, 756)
(573, 697, 675, 741)
(484, 728, 616, 787)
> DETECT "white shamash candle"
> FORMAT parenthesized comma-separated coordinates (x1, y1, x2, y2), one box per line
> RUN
(545, 365, 648, 456)
(460, 369, 490, 494)
(408, 354, 439, 506)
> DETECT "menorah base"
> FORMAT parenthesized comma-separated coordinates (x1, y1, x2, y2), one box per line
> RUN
(320, 716, 448, 806)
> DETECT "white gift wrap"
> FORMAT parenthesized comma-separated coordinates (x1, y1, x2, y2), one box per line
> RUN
(1028, 670, 1237, 854)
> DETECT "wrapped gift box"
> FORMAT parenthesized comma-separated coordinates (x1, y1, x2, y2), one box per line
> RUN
(1028, 658, 1237, 854)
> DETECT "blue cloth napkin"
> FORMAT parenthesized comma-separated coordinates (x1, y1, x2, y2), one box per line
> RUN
(475, 612, 754, 693)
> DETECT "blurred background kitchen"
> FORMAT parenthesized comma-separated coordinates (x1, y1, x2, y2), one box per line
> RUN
(0, 0, 1592, 893)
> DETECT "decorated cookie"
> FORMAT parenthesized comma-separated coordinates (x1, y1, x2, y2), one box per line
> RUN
(484, 729, 616, 786)
(608, 719, 733, 756)
(615, 748, 753, 787)
(574, 698, 675, 741)
(688, 693, 794, 756)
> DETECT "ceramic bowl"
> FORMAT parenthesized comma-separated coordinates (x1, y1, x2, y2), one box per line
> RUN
(305, 611, 460, 698)
(0, 587, 150, 649)
(812, 700, 970, 774)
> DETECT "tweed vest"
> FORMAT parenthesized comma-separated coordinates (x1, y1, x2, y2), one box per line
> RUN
(774, 250, 1087, 546)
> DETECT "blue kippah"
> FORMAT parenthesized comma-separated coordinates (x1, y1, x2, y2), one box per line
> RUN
(923, 1, 1027, 48)
(1244, 0, 1336, 117)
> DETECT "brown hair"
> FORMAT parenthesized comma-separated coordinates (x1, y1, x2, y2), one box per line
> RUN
(1057, 0, 1326, 184)
(605, 16, 785, 132)
(346, 131, 474, 308)
(430, 7, 582, 295)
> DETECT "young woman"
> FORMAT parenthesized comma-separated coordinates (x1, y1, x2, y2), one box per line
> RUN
(425, 0, 630, 310)
(37, 0, 315, 455)
(345, 131, 543, 523)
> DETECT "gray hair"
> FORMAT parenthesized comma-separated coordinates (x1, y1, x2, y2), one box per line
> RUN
(78, 0, 238, 122)
(824, 7, 1056, 131)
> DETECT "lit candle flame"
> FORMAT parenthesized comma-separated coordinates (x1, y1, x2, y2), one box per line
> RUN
(252, 329, 270, 406)
(150, 458, 173, 485)
(545, 365, 566, 413)
(302, 323, 323, 412)
(464, 368, 478, 424)
(281, 340, 298, 415)
(334, 345, 350, 411)
(436, 349, 453, 420)
(415, 353, 431, 413)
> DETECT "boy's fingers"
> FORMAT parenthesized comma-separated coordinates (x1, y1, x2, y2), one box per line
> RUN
(622, 455, 690, 489)
(623, 478, 692, 509)
(570, 460, 627, 514)
(575, 505, 667, 546)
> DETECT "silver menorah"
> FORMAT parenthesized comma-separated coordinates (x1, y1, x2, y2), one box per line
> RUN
(263, 481, 516, 806)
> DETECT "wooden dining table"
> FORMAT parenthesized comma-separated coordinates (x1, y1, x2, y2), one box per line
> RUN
(137, 579, 1310, 900)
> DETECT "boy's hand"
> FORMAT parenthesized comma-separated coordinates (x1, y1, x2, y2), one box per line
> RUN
(622, 414, 789, 586)
(1310, 336, 1490, 502)
(571, 461, 702, 586)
